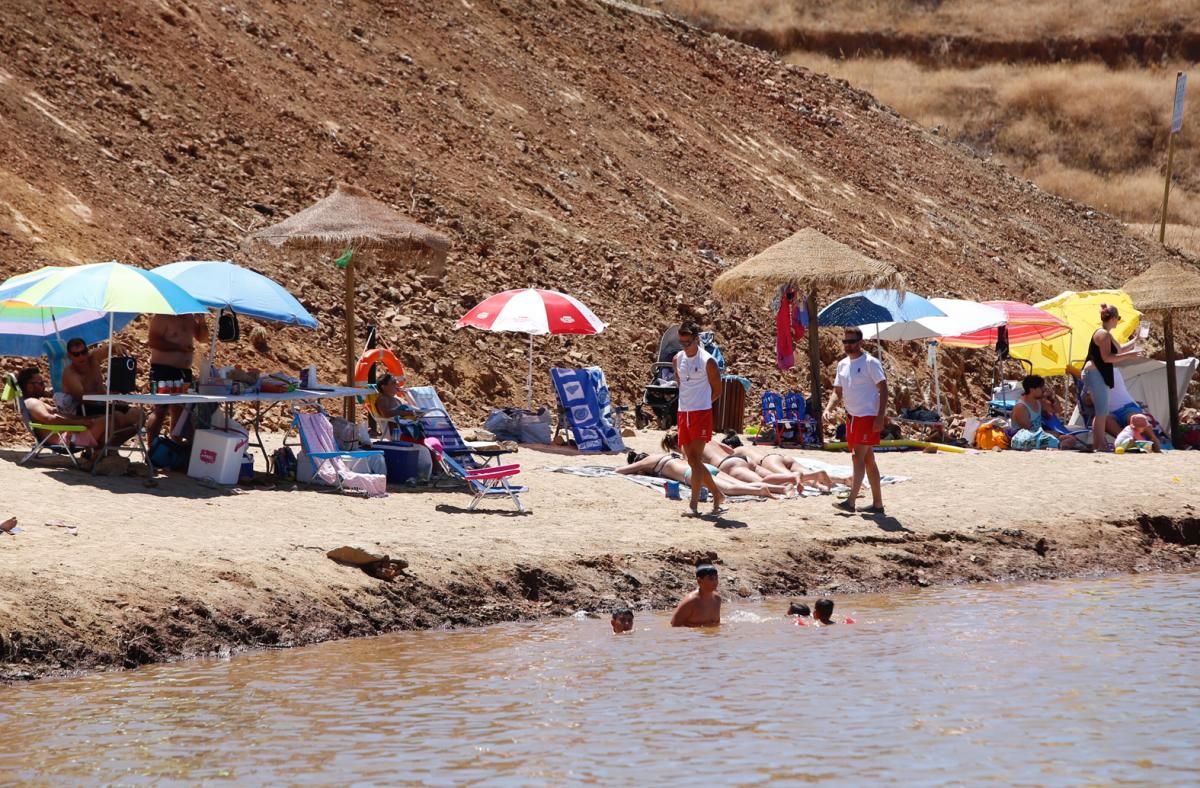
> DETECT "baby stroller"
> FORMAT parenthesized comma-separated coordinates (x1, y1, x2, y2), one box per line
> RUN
(635, 326, 725, 429)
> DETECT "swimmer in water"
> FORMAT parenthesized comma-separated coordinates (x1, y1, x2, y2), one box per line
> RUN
(611, 607, 634, 633)
(813, 598, 837, 625)
(787, 601, 811, 617)
(670, 564, 721, 627)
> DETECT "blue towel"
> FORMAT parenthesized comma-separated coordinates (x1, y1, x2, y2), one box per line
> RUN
(551, 367, 625, 453)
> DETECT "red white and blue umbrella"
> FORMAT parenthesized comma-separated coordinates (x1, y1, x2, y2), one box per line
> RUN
(456, 288, 606, 406)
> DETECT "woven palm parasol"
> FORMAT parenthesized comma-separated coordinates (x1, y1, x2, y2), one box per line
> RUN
(1122, 257, 1200, 444)
(249, 184, 450, 418)
(713, 229, 904, 443)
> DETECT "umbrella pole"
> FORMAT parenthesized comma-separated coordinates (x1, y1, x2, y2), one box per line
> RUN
(344, 254, 356, 421)
(1164, 311, 1182, 446)
(103, 311, 113, 458)
(806, 291, 823, 446)
(527, 333, 534, 410)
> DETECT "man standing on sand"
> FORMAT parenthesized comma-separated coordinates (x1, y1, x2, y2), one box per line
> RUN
(673, 321, 727, 518)
(671, 564, 721, 627)
(824, 327, 888, 514)
(145, 314, 208, 442)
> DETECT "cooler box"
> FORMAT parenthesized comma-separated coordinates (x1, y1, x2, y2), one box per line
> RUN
(188, 428, 249, 485)
(373, 441, 422, 484)
(713, 376, 747, 433)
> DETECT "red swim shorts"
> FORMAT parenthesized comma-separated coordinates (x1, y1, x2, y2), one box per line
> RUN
(677, 409, 714, 445)
(846, 415, 881, 448)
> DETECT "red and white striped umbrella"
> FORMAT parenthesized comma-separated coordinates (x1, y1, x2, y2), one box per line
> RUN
(455, 288, 606, 335)
(455, 289, 606, 407)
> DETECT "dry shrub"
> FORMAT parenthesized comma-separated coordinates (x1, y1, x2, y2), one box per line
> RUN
(653, 0, 1196, 39)
(1126, 223, 1200, 258)
(249, 325, 270, 352)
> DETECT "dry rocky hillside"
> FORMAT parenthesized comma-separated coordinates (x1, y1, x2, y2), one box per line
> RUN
(1, 0, 1194, 432)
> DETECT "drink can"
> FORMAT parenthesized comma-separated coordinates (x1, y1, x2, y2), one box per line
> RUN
(665, 480, 681, 500)
(699, 487, 710, 503)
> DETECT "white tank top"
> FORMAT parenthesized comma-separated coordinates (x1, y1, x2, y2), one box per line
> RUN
(675, 347, 713, 413)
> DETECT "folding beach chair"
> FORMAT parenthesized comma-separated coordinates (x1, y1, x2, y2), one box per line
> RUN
(550, 367, 626, 453)
(2, 372, 94, 467)
(407, 385, 512, 467)
(754, 390, 808, 446)
(438, 451, 527, 513)
(294, 409, 387, 497)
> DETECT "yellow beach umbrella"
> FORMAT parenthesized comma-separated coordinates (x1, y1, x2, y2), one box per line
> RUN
(1010, 290, 1140, 376)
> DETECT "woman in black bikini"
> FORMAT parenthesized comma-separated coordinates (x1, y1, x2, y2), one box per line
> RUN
(616, 452, 793, 501)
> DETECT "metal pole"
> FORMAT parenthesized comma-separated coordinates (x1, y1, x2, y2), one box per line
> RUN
(104, 311, 113, 452)
(527, 333, 534, 410)
(806, 291, 823, 446)
(1163, 311, 1182, 446)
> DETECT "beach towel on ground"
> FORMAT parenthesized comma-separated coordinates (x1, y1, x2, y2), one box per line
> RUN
(550, 367, 625, 453)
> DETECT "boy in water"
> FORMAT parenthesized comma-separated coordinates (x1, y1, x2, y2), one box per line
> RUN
(670, 564, 721, 627)
(814, 598, 837, 625)
(611, 607, 634, 634)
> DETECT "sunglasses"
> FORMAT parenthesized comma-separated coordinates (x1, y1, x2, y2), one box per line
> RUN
(842, 338, 861, 345)
(679, 335, 696, 345)
(69, 349, 88, 357)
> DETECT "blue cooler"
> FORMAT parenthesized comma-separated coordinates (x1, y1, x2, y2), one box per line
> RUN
(374, 441, 421, 484)
(239, 453, 255, 483)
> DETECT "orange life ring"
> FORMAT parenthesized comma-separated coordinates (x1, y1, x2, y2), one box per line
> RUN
(355, 348, 405, 387)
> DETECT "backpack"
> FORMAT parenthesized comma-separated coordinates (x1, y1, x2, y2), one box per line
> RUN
(273, 446, 297, 480)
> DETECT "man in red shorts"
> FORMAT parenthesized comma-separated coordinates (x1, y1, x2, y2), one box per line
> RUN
(673, 321, 726, 517)
(824, 327, 888, 514)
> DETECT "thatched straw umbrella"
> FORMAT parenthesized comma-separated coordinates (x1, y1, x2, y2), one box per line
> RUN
(1122, 258, 1200, 445)
(248, 184, 450, 419)
(713, 229, 904, 443)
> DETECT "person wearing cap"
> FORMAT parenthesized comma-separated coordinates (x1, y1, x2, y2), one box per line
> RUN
(611, 607, 634, 634)
(671, 564, 721, 627)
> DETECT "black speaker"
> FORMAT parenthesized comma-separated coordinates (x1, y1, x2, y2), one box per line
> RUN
(109, 356, 137, 394)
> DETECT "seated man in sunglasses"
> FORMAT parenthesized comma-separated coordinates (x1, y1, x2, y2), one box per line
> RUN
(17, 367, 138, 449)
(60, 337, 143, 433)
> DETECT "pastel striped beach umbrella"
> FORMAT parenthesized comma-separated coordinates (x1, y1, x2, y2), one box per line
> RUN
(456, 288, 606, 407)
(0, 266, 137, 357)
(6, 261, 207, 316)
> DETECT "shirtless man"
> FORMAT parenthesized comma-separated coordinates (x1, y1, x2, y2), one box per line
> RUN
(145, 314, 208, 441)
(671, 564, 721, 627)
(61, 337, 141, 432)
(611, 607, 634, 634)
(16, 367, 135, 449)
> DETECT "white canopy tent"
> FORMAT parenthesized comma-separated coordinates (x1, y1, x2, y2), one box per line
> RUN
(1069, 357, 1198, 432)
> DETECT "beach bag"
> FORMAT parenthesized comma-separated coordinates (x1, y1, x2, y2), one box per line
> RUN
(109, 356, 137, 394)
(329, 415, 359, 450)
(149, 436, 189, 471)
(273, 446, 297, 480)
(217, 308, 240, 342)
(516, 408, 552, 444)
(484, 408, 520, 440)
(975, 425, 1009, 450)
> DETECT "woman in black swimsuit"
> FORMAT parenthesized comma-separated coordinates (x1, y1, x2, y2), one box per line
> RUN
(1082, 303, 1142, 451)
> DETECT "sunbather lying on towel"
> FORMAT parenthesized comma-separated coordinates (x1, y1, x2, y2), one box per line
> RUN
(661, 429, 843, 491)
(617, 452, 793, 499)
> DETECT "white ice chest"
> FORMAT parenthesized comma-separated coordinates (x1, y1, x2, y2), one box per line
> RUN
(188, 428, 249, 485)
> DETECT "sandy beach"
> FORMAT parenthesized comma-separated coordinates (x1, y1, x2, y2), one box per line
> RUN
(0, 430, 1196, 680)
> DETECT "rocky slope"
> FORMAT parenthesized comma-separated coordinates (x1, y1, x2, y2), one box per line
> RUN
(0, 0, 1192, 428)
